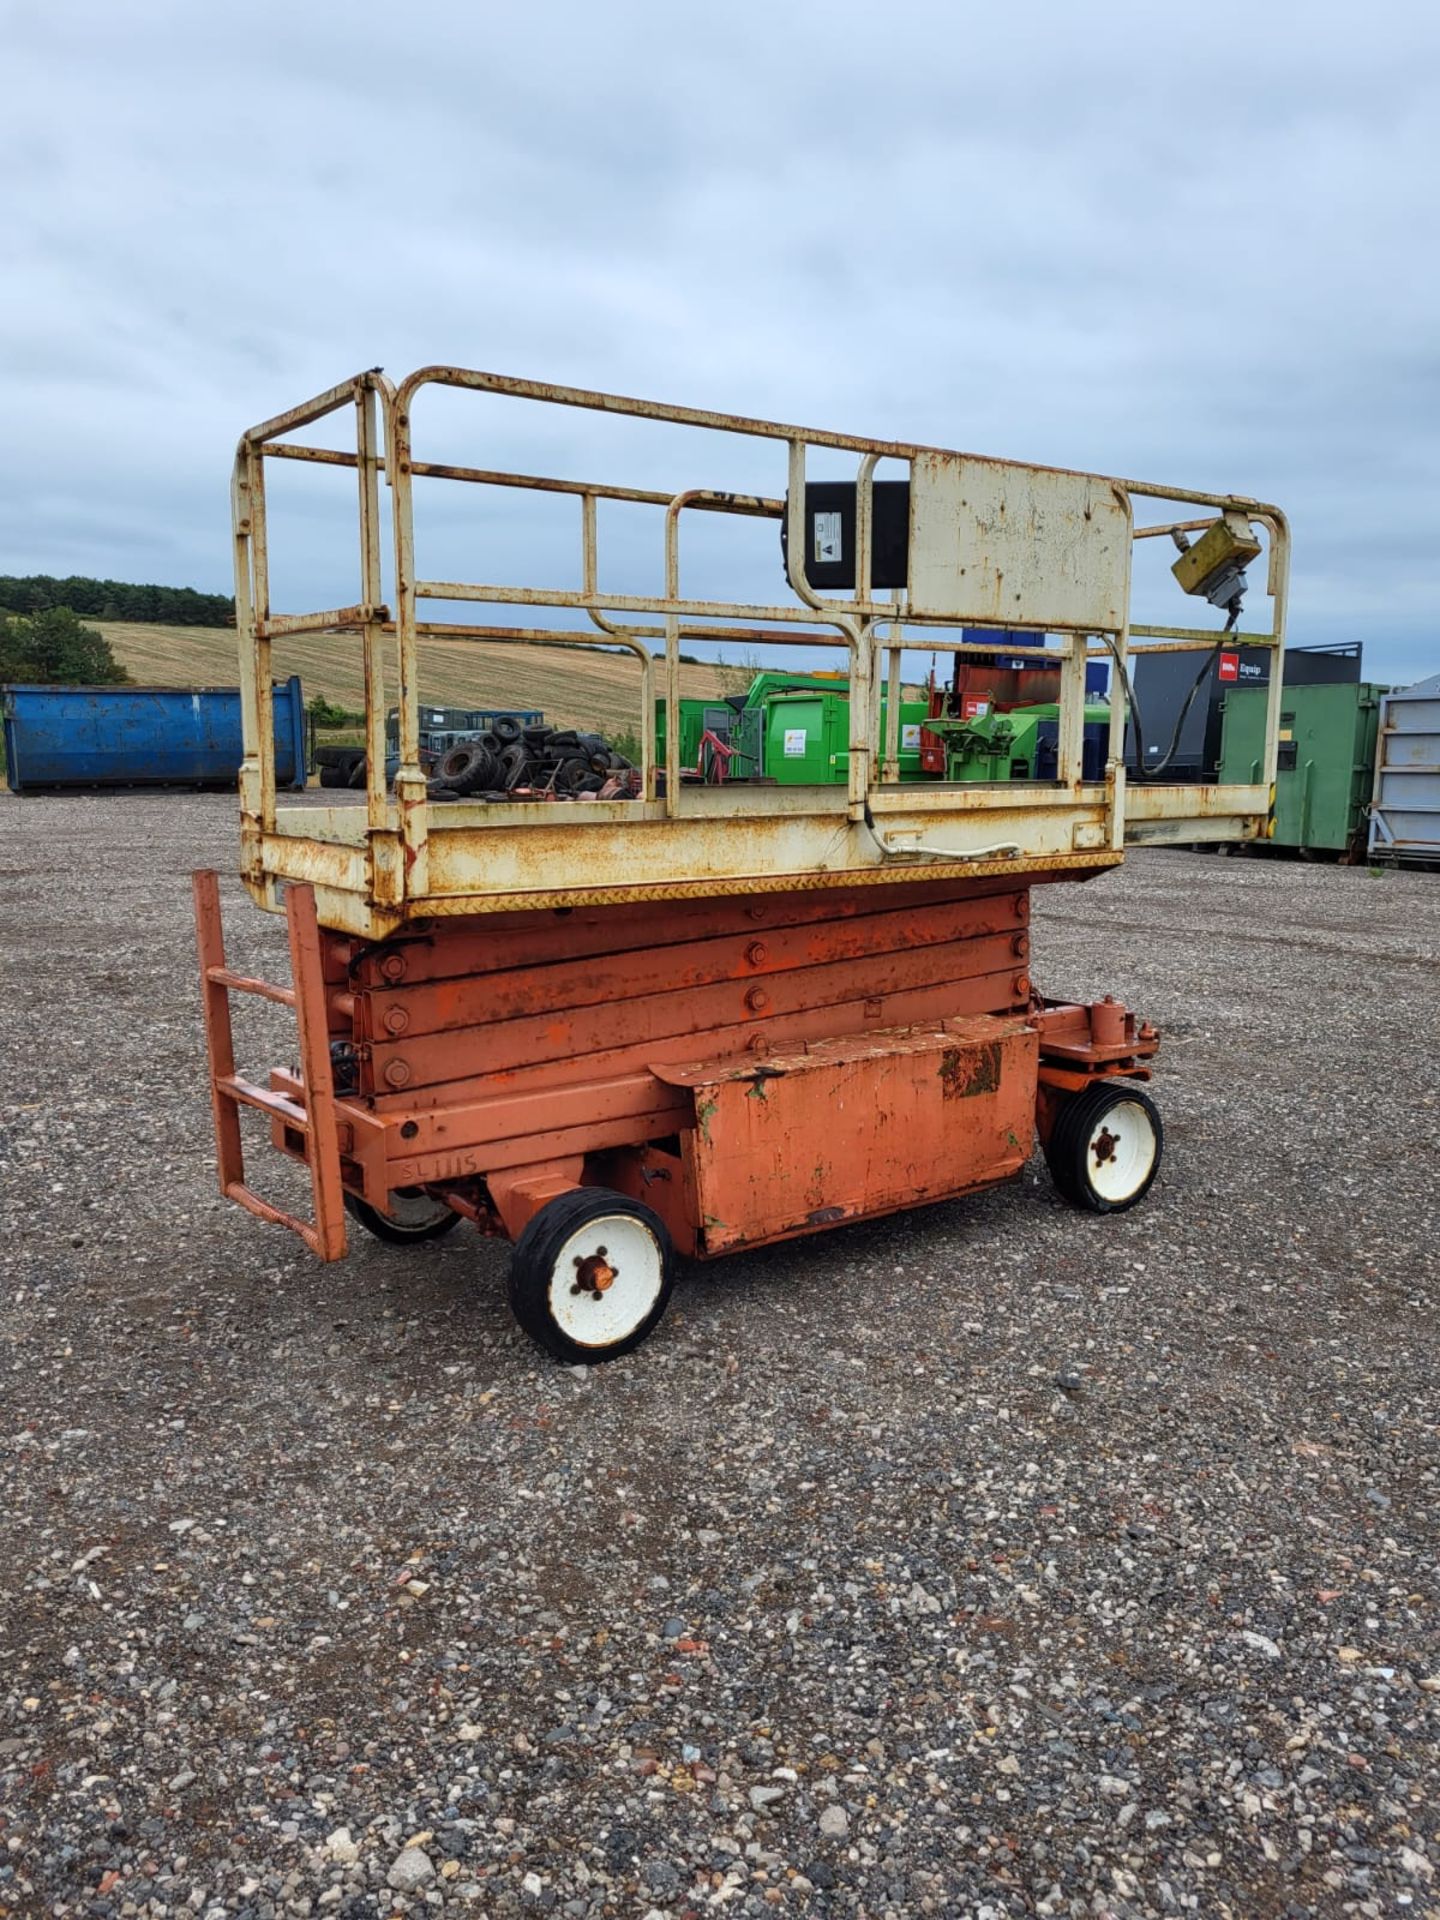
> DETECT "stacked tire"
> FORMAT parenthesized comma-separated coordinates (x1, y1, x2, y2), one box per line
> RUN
(428, 725, 634, 801)
(317, 746, 366, 789)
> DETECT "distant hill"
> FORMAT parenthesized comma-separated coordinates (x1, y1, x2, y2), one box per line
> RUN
(96, 621, 735, 735)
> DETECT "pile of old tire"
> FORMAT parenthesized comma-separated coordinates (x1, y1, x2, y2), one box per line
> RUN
(427, 725, 634, 802)
(317, 745, 367, 789)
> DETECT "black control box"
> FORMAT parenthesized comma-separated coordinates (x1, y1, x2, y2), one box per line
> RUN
(780, 481, 910, 591)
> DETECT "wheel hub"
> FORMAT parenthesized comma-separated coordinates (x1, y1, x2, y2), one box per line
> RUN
(1091, 1124, 1119, 1166)
(572, 1247, 618, 1296)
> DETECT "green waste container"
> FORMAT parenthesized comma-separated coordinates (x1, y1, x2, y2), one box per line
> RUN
(760, 690, 932, 784)
(1219, 681, 1385, 857)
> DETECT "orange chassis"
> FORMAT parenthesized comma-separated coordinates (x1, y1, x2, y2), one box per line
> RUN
(193, 867, 1157, 1265)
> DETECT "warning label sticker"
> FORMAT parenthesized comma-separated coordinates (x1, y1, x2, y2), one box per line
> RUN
(813, 511, 842, 566)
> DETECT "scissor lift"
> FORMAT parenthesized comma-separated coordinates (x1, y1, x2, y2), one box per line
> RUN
(194, 367, 1287, 1360)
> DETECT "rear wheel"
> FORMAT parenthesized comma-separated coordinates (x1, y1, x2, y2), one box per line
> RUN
(344, 1187, 462, 1245)
(1044, 1082, 1162, 1213)
(508, 1188, 674, 1363)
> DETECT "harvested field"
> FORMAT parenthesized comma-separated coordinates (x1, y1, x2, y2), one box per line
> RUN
(1, 791, 1437, 1918)
(97, 622, 734, 735)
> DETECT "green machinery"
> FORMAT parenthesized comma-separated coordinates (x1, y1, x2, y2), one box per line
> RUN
(657, 673, 1109, 786)
(925, 702, 1111, 783)
(1219, 680, 1386, 858)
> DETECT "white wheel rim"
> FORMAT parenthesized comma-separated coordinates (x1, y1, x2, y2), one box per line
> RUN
(547, 1214, 664, 1349)
(387, 1189, 453, 1232)
(1086, 1100, 1158, 1202)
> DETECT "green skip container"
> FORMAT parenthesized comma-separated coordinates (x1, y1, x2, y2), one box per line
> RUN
(1218, 680, 1386, 859)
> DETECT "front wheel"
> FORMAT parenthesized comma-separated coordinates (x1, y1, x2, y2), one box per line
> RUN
(1044, 1082, 1163, 1214)
(344, 1187, 462, 1245)
(508, 1188, 674, 1363)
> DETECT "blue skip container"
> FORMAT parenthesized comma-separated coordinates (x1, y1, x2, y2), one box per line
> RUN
(2, 677, 308, 793)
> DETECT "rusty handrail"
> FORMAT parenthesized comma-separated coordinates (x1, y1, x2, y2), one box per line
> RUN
(229, 364, 1290, 915)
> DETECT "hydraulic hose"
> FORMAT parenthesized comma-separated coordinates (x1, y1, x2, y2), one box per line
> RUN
(1107, 600, 1241, 782)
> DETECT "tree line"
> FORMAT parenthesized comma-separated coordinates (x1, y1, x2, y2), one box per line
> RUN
(0, 574, 234, 626)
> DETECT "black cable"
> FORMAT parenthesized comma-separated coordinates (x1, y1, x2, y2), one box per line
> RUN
(1111, 598, 1241, 782)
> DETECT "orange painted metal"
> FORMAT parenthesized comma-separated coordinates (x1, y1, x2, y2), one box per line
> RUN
(194, 871, 1162, 1264)
(192, 871, 347, 1260)
(488, 1159, 587, 1239)
(1031, 995, 1160, 1144)
(363, 892, 1025, 1040)
(369, 966, 1025, 1119)
(351, 879, 1031, 1108)
(194, 869, 246, 1202)
(364, 932, 1026, 1095)
(655, 1015, 1039, 1254)
(349, 875, 1028, 990)
(588, 1143, 697, 1256)
(1033, 996, 1159, 1069)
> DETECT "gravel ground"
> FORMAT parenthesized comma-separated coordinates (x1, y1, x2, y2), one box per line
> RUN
(2, 791, 1438, 1920)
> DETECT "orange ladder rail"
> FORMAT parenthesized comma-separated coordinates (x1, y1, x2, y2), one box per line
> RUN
(192, 869, 347, 1260)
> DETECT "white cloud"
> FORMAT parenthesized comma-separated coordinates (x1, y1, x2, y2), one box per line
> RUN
(3, 0, 1438, 680)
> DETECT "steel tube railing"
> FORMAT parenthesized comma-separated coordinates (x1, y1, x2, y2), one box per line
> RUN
(230, 364, 1290, 913)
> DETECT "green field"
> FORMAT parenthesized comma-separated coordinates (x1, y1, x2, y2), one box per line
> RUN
(96, 622, 733, 734)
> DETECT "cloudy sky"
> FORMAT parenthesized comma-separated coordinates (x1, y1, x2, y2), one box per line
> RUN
(5, 0, 1438, 683)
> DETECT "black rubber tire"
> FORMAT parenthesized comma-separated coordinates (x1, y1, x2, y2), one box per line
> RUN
(552, 756, 593, 794)
(491, 715, 524, 744)
(436, 741, 499, 794)
(425, 783, 462, 802)
(347, 754, 368, 789)
(499, 743, 532, 789)
(319, 763, 346, 789)
(1043, 1082, 1163, 1214)
(344, 1187, 463, 1245)
(508, 1187, 675, 1364)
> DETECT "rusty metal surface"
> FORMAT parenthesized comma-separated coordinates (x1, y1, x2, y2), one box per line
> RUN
(227, 365, 1289, 936)
(1034, 996, 1160, 1073)
(219, 882, 1042, 1248)
(907, 453, 1131, 631)
(349, 873, 1028, 988)
(192, 872, 347, 1260)
(270, 840, 1115, 935)
(671, 1016, 1038, 1254)
(197, 868, 1173, 1270)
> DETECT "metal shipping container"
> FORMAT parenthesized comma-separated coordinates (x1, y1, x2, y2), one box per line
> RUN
(2, 676, 308, 794)
(1219, 679, 1384, 857)
(1127, 641, 1360, 782)
(1369, 672, 1440, 864)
